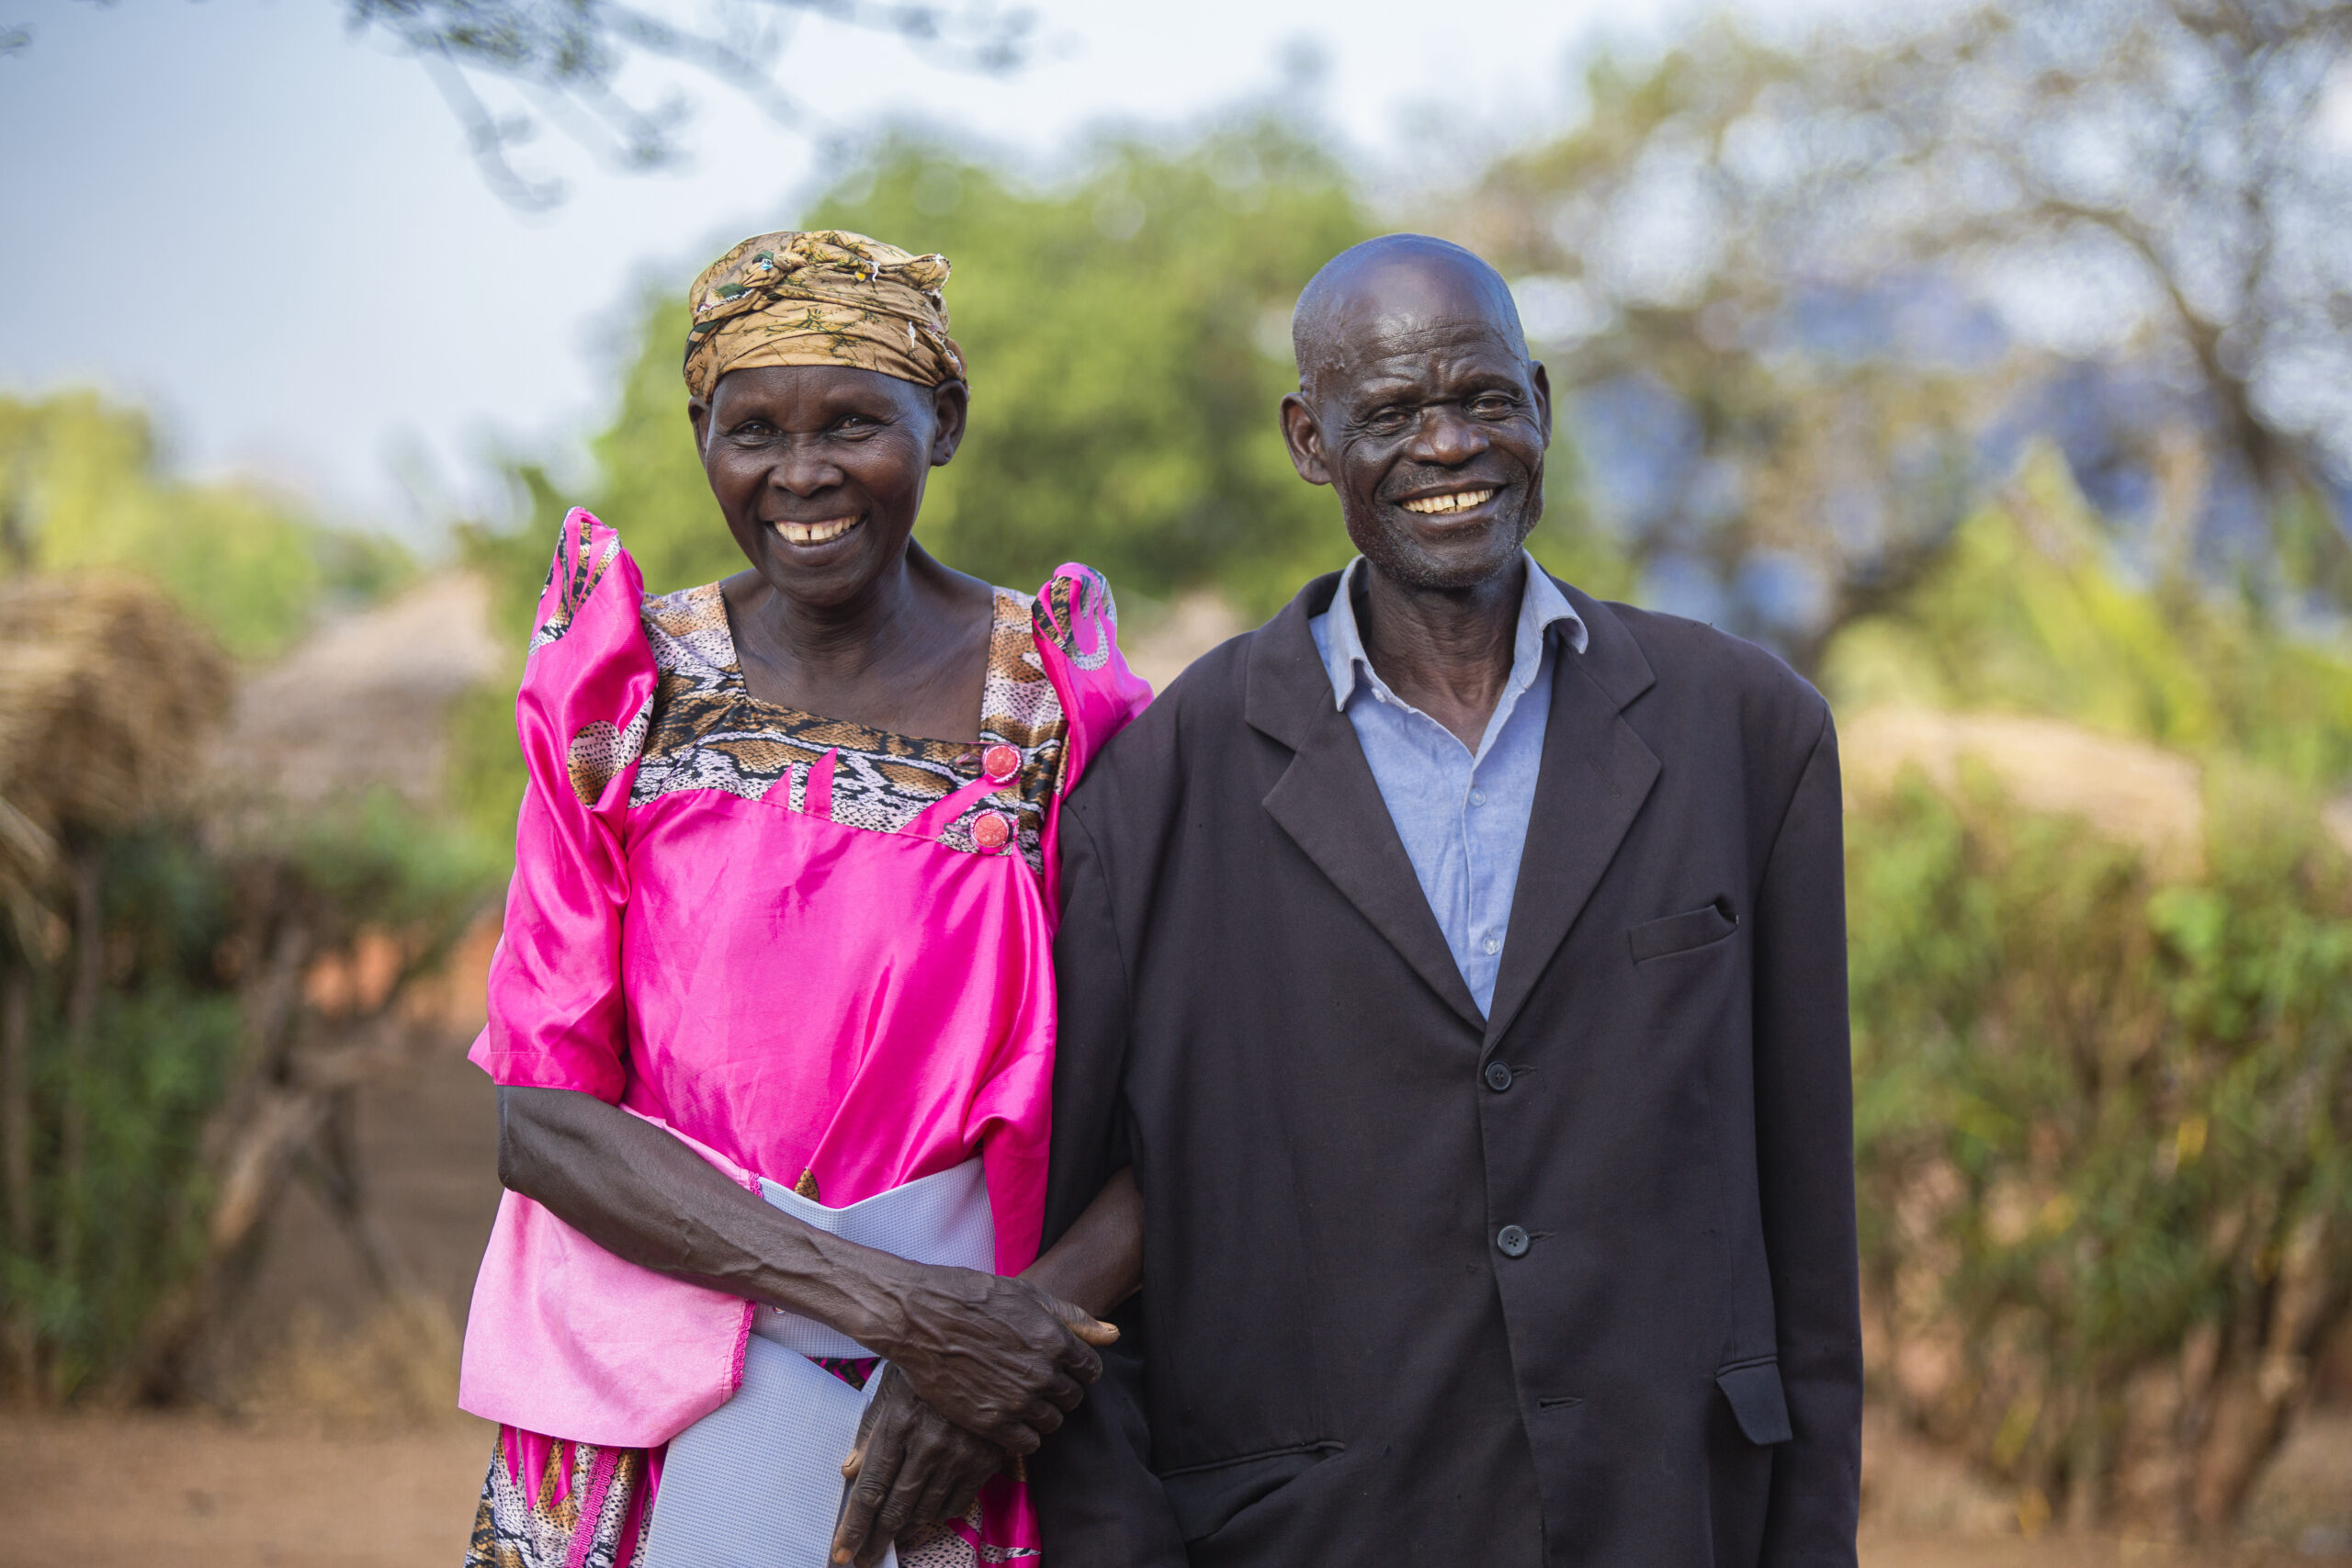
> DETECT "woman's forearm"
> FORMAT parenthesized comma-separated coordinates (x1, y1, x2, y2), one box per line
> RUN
(1020, 1166, 1141, 1320)
(496, 1084, 924, 1346)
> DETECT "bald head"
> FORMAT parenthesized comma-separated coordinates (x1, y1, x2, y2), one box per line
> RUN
(1291, 234, 1529, 397)
(1277, 234, 1551, 594)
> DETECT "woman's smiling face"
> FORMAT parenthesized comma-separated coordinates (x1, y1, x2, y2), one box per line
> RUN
(689, 364, 968, 608)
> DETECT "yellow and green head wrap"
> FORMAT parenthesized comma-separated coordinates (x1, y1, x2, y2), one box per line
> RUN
(683, 229, 967, 399)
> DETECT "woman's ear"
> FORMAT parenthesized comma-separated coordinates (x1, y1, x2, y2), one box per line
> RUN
(928, 380, 970, 468)
(686, 396, 711, 455)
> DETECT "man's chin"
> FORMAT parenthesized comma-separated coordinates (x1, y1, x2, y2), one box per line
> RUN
(1351, 514, 1532, 593)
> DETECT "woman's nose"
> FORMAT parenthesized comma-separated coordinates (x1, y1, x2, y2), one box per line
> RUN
(768, 438, 842, 496)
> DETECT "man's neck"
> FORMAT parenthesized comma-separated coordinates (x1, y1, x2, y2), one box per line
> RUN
(1355, 556, 1526, 750)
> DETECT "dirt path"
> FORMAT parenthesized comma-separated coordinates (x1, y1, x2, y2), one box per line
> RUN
(0, 1406, 2327, 1568)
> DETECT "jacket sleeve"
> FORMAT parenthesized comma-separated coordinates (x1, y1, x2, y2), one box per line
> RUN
(1752, 709, 1863, 1565)
(1030, 805, 1189, 1568)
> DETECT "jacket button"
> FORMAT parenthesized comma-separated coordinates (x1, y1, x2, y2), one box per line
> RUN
(1483, 1061, 1513, 1093)
(1497, 1224, 1531, 1258)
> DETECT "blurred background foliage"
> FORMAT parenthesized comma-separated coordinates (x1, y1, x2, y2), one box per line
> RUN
(7, 0, 2352, 1540)
(0, 392, 414, 660)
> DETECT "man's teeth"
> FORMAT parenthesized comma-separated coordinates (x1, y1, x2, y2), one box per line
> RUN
(775, 516, 862, 545)
(1401, 488, 1498, 515)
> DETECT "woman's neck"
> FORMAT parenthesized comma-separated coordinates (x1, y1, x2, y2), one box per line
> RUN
(726, 544, 993, 740)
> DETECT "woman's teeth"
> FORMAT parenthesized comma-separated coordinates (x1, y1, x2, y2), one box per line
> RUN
(774, 516, 862, 545)
(1401, 488, 1498, 515)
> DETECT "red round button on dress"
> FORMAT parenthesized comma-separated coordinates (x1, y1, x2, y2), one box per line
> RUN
(982, 744, 1021, 783)
(972, 810, 1012, 852)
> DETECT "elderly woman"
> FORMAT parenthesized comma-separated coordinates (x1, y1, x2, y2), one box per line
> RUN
(458, 231, 1149, 1568)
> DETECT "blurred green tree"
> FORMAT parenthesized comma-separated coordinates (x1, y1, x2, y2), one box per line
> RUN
(491, 122, 1376, 615)
(1442, 1, 2352, 666)
(0, 392, 412, 660)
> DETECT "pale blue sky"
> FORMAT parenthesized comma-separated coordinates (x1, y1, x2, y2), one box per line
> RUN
(0, 0, 1837, 534)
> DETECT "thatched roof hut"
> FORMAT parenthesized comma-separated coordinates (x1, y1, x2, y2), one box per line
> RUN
(0, 574, 232, 939)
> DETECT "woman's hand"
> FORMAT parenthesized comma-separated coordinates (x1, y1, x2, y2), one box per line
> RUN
(864, 1263, 1117, 1453)
(830, 1366, 1003, 1567)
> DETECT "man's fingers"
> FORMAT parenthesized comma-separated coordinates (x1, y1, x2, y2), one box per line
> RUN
(1052, 1335, 1105, 1385)
(1046, 1293, 1121, 1348)
(1040, 1371, 1085, 1412)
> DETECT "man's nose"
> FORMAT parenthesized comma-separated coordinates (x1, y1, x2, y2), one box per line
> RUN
(1411, 407, 1490, 467)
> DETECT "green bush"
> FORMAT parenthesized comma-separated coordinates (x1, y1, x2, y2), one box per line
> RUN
(0, 795, 500, 1401)
(1848, 764, 2352, 1530)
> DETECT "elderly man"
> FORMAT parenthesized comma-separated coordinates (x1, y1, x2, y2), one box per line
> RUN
(1032, 234, 1861, 1566)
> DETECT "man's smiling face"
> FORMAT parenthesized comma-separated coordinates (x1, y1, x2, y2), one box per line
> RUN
(1282, 241, 1553, 592)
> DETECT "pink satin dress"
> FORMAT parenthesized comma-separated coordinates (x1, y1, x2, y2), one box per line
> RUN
(458, 509, 1150, 1568)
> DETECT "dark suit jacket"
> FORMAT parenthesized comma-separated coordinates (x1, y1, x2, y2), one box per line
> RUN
(1035, 570, 1861, 1567)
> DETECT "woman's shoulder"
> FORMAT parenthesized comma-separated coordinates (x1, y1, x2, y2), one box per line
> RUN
(1016, 562, 1152, 799)
(1024, 562, 1119, 666)
(515, 509, 670, 716)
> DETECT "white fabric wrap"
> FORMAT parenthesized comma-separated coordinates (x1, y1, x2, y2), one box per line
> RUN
(642, 1157, 996, 1568)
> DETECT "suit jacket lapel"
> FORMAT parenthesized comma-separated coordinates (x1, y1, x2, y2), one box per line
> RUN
(1247, 576, 1486, 1032)
(1484, 584, 1660, 1048)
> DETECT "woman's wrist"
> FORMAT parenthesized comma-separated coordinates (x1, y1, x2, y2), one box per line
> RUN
(740, 1224, 918, 1352)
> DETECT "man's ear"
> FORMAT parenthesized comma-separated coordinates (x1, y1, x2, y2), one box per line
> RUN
(929, 380, 970, 468)
(1279, 391, 1333, 487)
(1529, 360, 1553, 448)
(687, 397, 711, 455)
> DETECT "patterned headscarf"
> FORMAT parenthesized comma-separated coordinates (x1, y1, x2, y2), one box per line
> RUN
(683, 230, 967, 399)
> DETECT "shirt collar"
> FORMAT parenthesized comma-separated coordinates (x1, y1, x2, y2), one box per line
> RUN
(1317, 552, 1589, 713)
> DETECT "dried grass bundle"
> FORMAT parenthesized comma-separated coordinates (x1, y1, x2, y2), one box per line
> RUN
(0, 574, 232, 927)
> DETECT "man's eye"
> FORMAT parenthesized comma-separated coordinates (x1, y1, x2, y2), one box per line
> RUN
(1364, 408, 1413, 432)
(1472, 395, 1517, 417)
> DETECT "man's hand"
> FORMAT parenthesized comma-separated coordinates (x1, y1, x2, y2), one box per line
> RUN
(831, 1366, 1006, 1567)
(868, 1266, 1117, 1453)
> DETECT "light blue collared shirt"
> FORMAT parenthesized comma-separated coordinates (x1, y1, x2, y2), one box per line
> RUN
(1308, 554, 1588, 1017)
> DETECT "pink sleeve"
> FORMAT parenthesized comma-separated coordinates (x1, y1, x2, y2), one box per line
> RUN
(459, 1105, 761, 1447)
(469, 509, 654, 1101)
(1031, 563, 1153, 917)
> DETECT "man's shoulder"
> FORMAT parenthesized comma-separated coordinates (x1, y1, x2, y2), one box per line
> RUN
(1577, 594, 1832, 761)
(1067, 626, 1261, 818)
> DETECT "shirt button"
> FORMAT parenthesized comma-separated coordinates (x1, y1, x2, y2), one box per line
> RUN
(1484, 1060, 1514, 1093)
(972, 811, 1012, 852)
(1471, 788, 1486, 806)
(1497, 1224, 1532, 1258)
(1482, 933, 1500, 955)
(983, 744, 1020, 784)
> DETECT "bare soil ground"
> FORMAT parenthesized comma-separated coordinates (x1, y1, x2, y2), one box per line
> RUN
(0, 1402, 2343, 1567)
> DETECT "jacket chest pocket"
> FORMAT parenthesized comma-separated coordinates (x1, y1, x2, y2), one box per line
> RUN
(1627, 898, 1738, 964)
